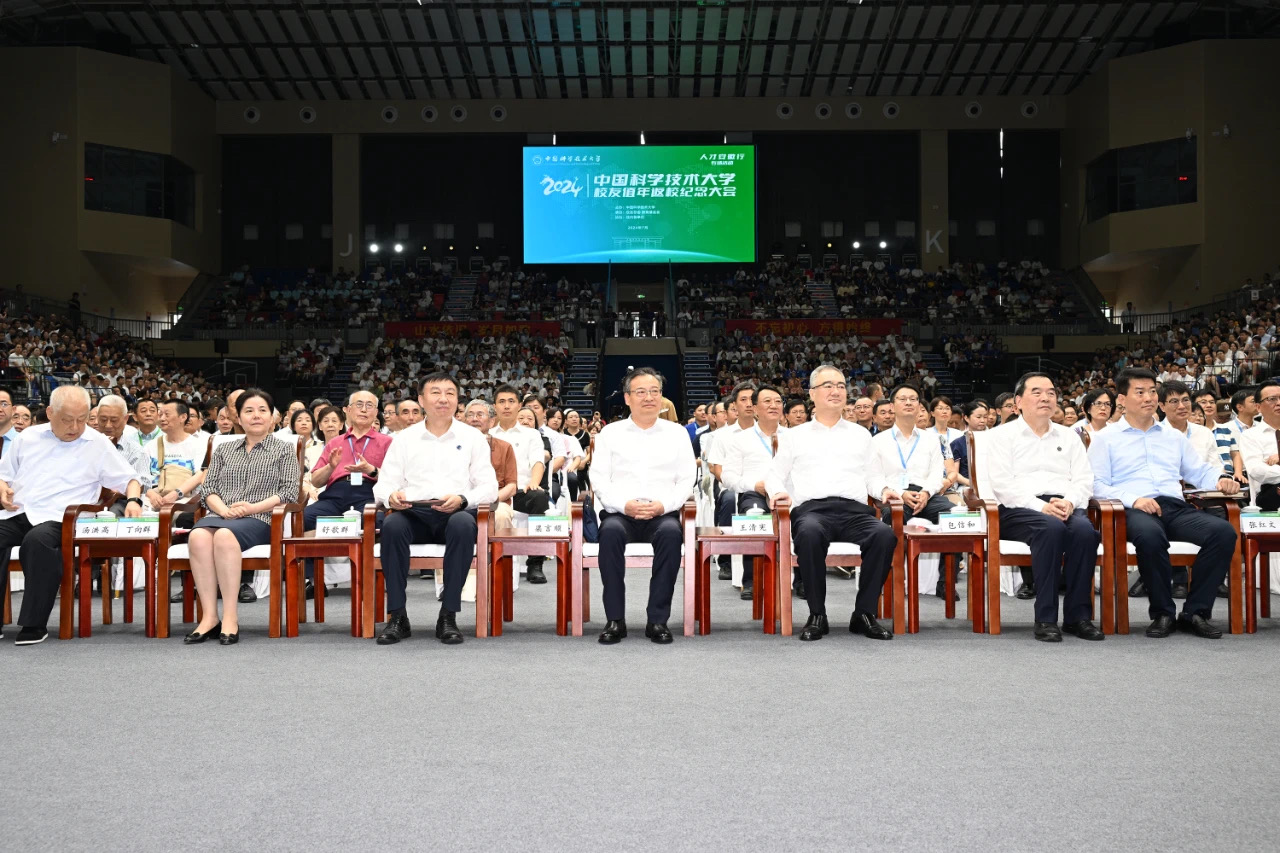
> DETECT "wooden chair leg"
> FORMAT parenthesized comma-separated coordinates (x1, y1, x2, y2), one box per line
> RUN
(491, 556, 506, 637)
(1099, 548, 1115, 635)
(1244, 543, 1257, 634)
(906, 545, 919, 634)
(144, 546, 156, 638)
(987, 556, 1001, 635)
(1261, 554, 1271, 619)
(314, 557, 326, 624)
(375, 571, 385, 622)
(699, 559, 711, 636)
(1115, 560, 1131, 635)
(78, 553, 94, 638)
(761, 555, 776, 635)
(349, 545, 362, 638)
(970, 547, 984, 633)
(181, 573, 195, 624)
(100, 558, 113, 627)
(685, 551, 700, 638)
(944, 554, 956, 620)
(582, 568, 591, 623)
(122, 558, 135, 624)
(285, 556, 300, 638)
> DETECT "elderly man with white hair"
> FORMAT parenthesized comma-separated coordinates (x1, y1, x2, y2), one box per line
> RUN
(0, 385, 144, 645)
(94, 395, 151, 486)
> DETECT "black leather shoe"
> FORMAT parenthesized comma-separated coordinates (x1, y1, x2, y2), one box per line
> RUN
(1015, 582, 1036, 600)
(935, 579, 960, 602)
(1171, 582, 1189, 599)
(218, 631, 239, 646)
(1129, 577, 1148, 597)
(850, 611, 893, 640)
(169, 588, 185, 604)
(1033, 621, 1063, 642)
(304, 580, 316, 600)
(799, 613, 829, 641)
(794, 580, 806, 599)
(376, 611, 412, 645)
(1145, 614, 1176, 638)
(183, 622, 220, 645)
(718, 565, 732, 581)
(1217, 582, 1230, 598)
(739, 586, 754, 601)
(237, 583, 257, 603)
(1177, 613, 1223, 639)
(1063, 620, 1105, 641)
(645, 622, 674, 644)
(526, 564, 548, 584)
(598, 619, 627, 644)
(435, 606, 464, 645)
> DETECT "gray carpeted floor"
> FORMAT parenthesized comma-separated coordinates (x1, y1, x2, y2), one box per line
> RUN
(4, 568, 1280, 852)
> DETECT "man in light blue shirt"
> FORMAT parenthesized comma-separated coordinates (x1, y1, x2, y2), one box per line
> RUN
(1088, 368, 1240, 639)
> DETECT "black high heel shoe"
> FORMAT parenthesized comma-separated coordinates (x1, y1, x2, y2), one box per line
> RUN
(219, 630, 239, 646)
(183, 622, 221, 645)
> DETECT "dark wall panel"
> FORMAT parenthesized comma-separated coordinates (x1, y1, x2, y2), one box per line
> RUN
(221, 135, 332, 271)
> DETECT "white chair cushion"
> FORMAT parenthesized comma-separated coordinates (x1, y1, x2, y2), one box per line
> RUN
(166, 544, 272, 560)
(997, 541, 1105, 558)
(581, 543, 674, 558)
(371, 543, 472, 559)
(788, 542, 862, 557)
(1128, 541, 1200, 556)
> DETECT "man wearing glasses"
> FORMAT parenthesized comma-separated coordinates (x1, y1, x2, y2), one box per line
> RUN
(0, 390, 15, 457)
(303, 390, 392, 559)
(765, 364, 897, 642)
(1089, 368, 1240, 639)
(1239, 380, 1280, 511)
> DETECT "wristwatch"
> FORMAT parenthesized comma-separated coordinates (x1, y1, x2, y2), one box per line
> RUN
(127, 496, 144, 506)
(458, 496, 469, 510)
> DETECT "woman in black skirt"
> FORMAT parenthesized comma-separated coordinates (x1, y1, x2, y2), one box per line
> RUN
(186, 388, 300, 645)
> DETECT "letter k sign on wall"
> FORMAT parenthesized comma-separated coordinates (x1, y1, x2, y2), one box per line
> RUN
(925, 230, 944, 254)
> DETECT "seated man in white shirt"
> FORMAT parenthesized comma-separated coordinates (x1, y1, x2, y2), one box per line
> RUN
(983, 373, 1103, 643)
(591, 368, 696, 645)
(0, 385, 144, 645)
(765, 364, 897, 642)
(371, 372, 499, 646)
(709, 384, 756, 581)
(1240, 380, 1280, 511)
(720, 384, 785, 601)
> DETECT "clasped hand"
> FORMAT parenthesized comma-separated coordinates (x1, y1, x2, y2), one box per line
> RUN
(625, 499, 664, 519)
(1040, 498, 1074, 520)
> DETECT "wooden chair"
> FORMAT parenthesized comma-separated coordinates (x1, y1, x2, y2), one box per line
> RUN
(691, 513, 782, 635)
(775, 497, 905, 637)
(1239, 431, 1280, 633)
(487, 512, 572, 637)
(73, 502, 167, 639)
(966, 431, 1122, 634)
(357, 502, 491, 639)
(155, 438, 307, 639)
(282, 530, 364, 637)
(567, 499, 697, 638)
(901, 500, 989, 634)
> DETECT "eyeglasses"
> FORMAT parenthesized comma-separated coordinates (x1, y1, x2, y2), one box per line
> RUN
(350, 402, 378, 410)
(1261, 396, 1280, 406)
(814, 381, 847, 392)
(628, 388, 663, 398)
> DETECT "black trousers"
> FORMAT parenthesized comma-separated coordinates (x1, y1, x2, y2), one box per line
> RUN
(998, 507, 1099, 624)
(884, 492, 956, 526)
(598, 510, 683, 624)
(791, 498, 896, 617)
(380, 507, 477, 615)
(1126, 496, 1236, 620)
(0, 515, 64, 630)
(304, 481, 378, 580)
(714, 487, 736, 571)
(737, 490, 770, 587)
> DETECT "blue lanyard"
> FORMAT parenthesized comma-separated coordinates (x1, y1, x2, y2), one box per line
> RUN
(892, 427, 920, 471)
(346, 434, 372, 462)
(754, 426, 776, 456)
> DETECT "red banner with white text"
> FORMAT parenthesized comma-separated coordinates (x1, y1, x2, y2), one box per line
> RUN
(723, 318, 902, 337)
(384, 321, 563, 339)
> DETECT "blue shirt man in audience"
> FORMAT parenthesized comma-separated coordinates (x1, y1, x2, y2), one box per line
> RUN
(1089, 367, 1240, 639)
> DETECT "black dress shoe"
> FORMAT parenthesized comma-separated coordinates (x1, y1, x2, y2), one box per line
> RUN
(1171, 582, 1189, 599)
(237, 583, 257, 603)
(1145, 614, 1176, 638)
(183, 622, 221, 645)
(435, 605, 464, 645)
(526, 564, 548, 584)
(1033, 621, 1063, 642)
(598, 619, 627, 644)
(799, 613, 829, 641)
(169, 588, 185, 604)
(644, 622, 674, 644)
(1217, 582, 1230, 598)
(718, 565, 732, 581)
(304, 580, 316, 600)
(850, 611, 893, 640)
(935, 579, 960, 602)
(376, 611, 412, 645)
(1063, 619, 1105, 641)
(739, 585, 753, 601)
(218, 631, 239, 646)
(1129, 577, 1148, 597)
(1015, 582, 1036, 600)
(1177, 613, 1223, 639)
(794, 580, 806, 598)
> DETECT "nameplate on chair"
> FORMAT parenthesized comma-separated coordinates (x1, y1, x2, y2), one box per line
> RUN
(1241, 512, 1280, 533)
(732, 515, 774, 535)
(938, 511, 986, 533)
(316, 517, 361, 538)
(75, 518, 118, 539)
(529, 516, 570, 537)
(117, 517, 160, 538)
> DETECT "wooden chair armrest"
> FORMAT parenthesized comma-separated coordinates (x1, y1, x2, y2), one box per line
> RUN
(270, 501, 304, 542)
(61, 491, 121, 554)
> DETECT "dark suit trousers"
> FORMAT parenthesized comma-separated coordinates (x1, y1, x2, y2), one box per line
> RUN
(998, 507, 1099, 624)
(1126, 496, 1236, 620)
(791, 498, 896, 617)
(714, 487, 736, 571)
(598, 510, 683, 623)
(0, 515, 64, 630)
(303, 480, 377, 580)
(380, 507, 477, 614)
(737, 491, 770, 587)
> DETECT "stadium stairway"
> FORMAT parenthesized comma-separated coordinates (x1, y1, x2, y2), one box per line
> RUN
(920, 351, 967, 399)
(444, 275, 477, 320)
(563, 350, 599, 413)
(804, 279, 839, 317)
(682, 350, 717, 412)
(325, 352, 360, 403)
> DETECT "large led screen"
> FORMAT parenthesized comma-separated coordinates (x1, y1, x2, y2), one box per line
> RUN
(522, 145, 756, 264)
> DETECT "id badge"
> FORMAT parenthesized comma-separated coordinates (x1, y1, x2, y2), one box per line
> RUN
(350, 472, 363, 486)
(899, 473, 910, 490)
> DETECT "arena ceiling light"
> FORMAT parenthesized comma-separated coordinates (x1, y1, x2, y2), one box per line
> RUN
(393, 243, 404, 253)
(369, 243, 379, 253)
(879, 240, 888, 249)
(852, 240, 861, 249)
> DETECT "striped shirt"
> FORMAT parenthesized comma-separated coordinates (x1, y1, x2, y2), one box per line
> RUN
(1213, 420, 1244, 475)
(197, 435, 301, 523)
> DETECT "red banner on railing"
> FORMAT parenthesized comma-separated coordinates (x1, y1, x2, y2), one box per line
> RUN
(384, 321, 564, 338)
(724, 318, 902, 337)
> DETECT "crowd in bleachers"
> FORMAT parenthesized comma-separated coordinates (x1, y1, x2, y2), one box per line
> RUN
(277, 336, 344, 386)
